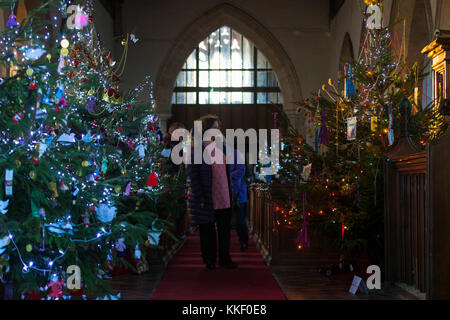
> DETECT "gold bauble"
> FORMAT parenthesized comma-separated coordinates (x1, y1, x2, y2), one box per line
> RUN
(60, 48, 69, 56)
(15, 160, 21, 168)
(82, 160, 89, 167)
(76, 170, 83, 177)
(26, 244, 33, 252)
(29, 171, 36, 180)
(145, 240, 151, 247)
(60, 39, 70, 49)
(86, 146, 91, 152)
(114, 186, 122, 193)
(26, 68, 33, 76)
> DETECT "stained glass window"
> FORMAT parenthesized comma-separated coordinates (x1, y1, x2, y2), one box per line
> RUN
(173, 26, 283, 105)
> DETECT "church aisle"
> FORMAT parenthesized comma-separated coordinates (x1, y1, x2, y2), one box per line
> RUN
(150, 229, 287, 300)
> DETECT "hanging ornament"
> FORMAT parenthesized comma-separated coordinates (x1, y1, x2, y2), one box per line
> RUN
(146, 172, 158, 187)
(0, 200, 9, 215)
(26, 68, 34, 76)
(6, 14, 18, 28)
(345, 62, 356, 100)
(81, 212, 90, 227)
(5, 169, 13, 197)
(60, 180, 69, 191)
(72, 185, 79, 205)
(95, 204, 117, 223)
(57, 54, 65, 73)
(49, 182, 59, 198)
(29, 170, 36, 180)
(128, 138, 134, 150)
(318, 103, 329, 146)
(87, 96, 95, 112)
(12, 111, 25, 123)
(370, 116, 378, 132)
(101, 159, 108, 174)
(0, 236, 10, 255)
(347, 117, 357, 141)
(296, 192, 310, 249)
(388, 103, 395, 146)
(31, 189, 42, 218)
(413, 87, 420, 115)
(124, 182, 132, 196)
(136, 145, 146, 158)
(44, 274, 65, 299)
(25, 244, 33, 253)
(20, 47, 46, 61)
(301, 163, 312, 182)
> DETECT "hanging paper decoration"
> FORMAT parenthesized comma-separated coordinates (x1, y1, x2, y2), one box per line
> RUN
(95, 204, 117, 223)
(6, 14, 18, 28)
(371, 116, 378, 132)
(345, 62, 356, 100)
(82, 131, 93, 143)
(161, 148, 171, 158)
(318, 103, 329, 146)
(0, 200, 9, 215)
(87, 96, 95, 112)
(146, 172, 158, 187)
(5, 169, 13, 196)
(347, 117, 357, 141)
(147, 221, 162, 246)
(296, 192, 310, 249)
(388, 103, 395, 146)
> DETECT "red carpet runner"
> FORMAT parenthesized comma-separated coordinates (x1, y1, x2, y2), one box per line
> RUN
(151, 229, 287, 300)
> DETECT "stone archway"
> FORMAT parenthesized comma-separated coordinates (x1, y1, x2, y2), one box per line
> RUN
(154, 3, 303, 132)
(389, 0, 433, 65)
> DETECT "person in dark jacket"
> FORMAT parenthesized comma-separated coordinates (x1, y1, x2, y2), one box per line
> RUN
(187, 115, 237, 270)
(229, 147, 249, 252)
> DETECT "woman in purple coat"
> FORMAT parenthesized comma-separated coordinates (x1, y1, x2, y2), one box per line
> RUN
(187, 115, 237, 270)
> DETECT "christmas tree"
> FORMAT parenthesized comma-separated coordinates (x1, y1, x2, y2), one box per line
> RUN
(274, 0, 447, 262)
(0, 0, 181, 299)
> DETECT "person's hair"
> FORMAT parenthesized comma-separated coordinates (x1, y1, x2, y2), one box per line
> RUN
(197, 114, 221, 134)
(168, 122, 185, 135)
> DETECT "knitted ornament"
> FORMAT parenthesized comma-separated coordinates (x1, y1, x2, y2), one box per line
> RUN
(146, 172, 158, 187)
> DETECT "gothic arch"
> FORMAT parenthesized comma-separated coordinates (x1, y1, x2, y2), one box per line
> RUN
(390, 0, 433, 65)
(155, 3, 302, 127)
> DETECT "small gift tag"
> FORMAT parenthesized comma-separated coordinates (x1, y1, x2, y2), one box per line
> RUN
(5, 169, 14, 196)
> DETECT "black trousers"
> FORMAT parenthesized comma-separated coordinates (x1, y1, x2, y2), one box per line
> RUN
(199, 208, 232, 265)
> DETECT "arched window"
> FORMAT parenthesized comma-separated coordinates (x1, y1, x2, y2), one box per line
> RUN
(172, 26, 282, 105)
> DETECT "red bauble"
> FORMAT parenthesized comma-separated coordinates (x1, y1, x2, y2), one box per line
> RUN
(29, 82, 37, 90)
